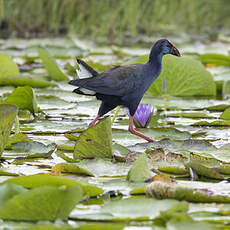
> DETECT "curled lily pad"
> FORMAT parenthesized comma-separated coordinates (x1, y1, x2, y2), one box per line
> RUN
(146, 180, 230, 203)
(127, 154, 154, 182)
(0, 76, 57, 88)
(0, 104, 18, 155)
(38, 48, 69, 81)
(0, 184, 82, 220)
(220, 107, 230, 120)
(0, 53, 19, 77)
(52, 163, 94, 176)
(4, 86, 38, 113)
(74, 117, 113, 159)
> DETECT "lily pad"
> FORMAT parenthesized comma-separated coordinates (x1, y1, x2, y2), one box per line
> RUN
(127, 154, 154, 182)
(146, 180, 230, 203)
(52, 163, 94, 176)
(220, 107, 230, 120)
(11, 141, 56, 158)
(38, 48, 69, 81)
(199, 53, 230, 66)
(0, 53, 19, 77)
(74, 117, 113, 159)
(1, 175, 103, 197)
(100, 197, 187, 220)
(0, 104, 18, 155)
(4, 132, 30, 150)
(4, 86, 38, 113)
(0, 76, 57, 88)
(0, 184, 82, 220)
(126, 55, 216, 96)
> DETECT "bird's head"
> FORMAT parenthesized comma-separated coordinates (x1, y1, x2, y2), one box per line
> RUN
(153, 39, 181, 57)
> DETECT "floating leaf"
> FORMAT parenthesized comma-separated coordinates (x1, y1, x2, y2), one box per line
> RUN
(126, 55, 216, 96)
(199, 53, 230, 66)
(220, 107, 230, 120)
(0, 184, 82, 220)
(4, 132, 30, 150)
(11, 141, 56, 158)
(0, 53, 19, 77)
(1, 175, 103, 197)
(38, 48, 69, 81)
(4, 86, 38, 113)
(0, 104, 18, 155)
(127, 154, 154, 182)
(52, 163, 94, 176)
(100, 197, 186, 220)
(74, 117, 113, 159)
(0, 76, 57, 88)
(146, 180, 230, 203)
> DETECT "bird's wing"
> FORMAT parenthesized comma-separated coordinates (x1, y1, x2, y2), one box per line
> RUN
(69, 64, 143, 97)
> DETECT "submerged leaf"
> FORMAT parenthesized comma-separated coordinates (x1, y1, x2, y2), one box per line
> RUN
(39, 48, 69, 81)
(4, 86, 38, 113)
(0, 104, 18, 155)
(74, 117, 113, 159)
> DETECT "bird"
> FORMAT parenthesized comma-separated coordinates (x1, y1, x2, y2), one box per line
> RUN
(69, 39, 180, 142)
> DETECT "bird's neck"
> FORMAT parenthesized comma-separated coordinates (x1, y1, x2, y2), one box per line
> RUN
(147, 49, 163, 75)
(148, 48, 163, 66)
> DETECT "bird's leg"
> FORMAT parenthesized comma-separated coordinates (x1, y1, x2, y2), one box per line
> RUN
(89, 114, 100, 127)
(128, 116, 155, 142)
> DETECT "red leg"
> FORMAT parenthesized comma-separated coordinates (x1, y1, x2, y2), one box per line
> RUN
(89, 114, 100, 127)
(129, 116, 155, 142)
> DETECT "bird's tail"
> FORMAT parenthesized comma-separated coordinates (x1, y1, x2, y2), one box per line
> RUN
(69, 58, 98, 96)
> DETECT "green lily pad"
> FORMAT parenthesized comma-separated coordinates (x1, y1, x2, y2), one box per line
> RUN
(52, 163, 94, 176)
(127, 154, 154, 182)
(11, 141, 56, 158)
(38, 48, 69, 81)
(100, 197, 187, 220)
(74, 117, 113, 159)
(0, 53, 19, 77)
(4, 86, 38, 113)
(126, 55, 216, 96)
(0, 184, 82, 220)
(0, 76, 57, 88)
(4, 132, 30, 150)
(77, 223, 125, 230)
(199, 53, 230, 66)
(1, 175, 103, 197)
(0, 104, 18, 155)
(223, 81, 230, 97)
(166, 220, 214, 230)
(220, 107, 230, 120)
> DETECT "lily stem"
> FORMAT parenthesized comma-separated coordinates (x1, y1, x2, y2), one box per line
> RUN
(111, 106, 120, 124)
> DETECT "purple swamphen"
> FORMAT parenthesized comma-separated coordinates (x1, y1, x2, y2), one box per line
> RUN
(69, 39, 180, 142)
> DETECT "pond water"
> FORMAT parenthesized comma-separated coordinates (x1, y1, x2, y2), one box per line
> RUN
(0, 37, 230, 229)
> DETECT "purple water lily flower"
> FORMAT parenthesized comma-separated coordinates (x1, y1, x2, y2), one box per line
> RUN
(127, 104, 152, 128)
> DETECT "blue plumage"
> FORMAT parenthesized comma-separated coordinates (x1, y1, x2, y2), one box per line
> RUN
(69, 39, 180, 142)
